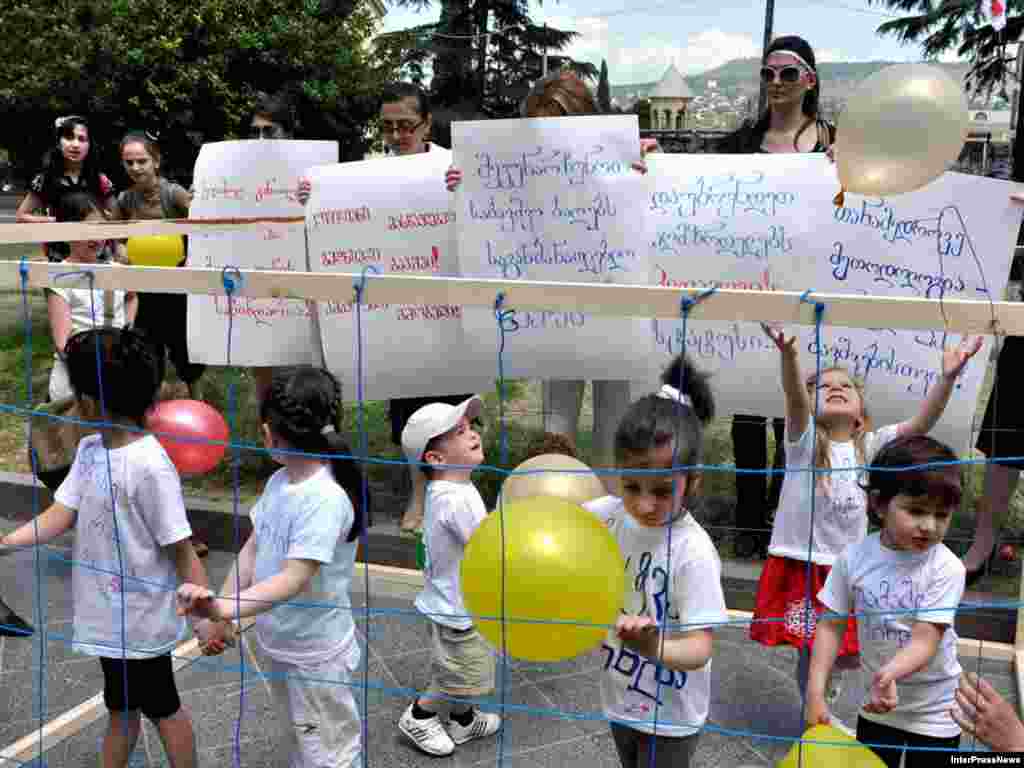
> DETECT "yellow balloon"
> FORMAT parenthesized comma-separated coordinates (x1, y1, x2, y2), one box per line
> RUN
(497, 454, 608, 508)
(836, 63, 968, 197)
(460, 497, 624, 662)
(778, 725, 885, 768)
(127, 235, 184, 267)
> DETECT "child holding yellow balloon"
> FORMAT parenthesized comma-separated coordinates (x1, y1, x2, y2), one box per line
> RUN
(583, 355, 728, 768)
(397, 396, 502, 757)
(805, 436, 966, 767)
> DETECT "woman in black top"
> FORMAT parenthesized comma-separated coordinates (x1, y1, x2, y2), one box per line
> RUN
(16, 116, 115, 262)
(718, 35, 834, 559)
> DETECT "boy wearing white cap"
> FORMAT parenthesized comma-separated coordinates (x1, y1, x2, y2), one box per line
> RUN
(397, 396, 502, 756)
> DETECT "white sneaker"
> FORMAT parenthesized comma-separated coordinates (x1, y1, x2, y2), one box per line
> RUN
(398, 703, 455, 756)
(448, 709, 502, 745)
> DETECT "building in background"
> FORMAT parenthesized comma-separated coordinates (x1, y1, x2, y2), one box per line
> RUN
(648, 64, 694, 130)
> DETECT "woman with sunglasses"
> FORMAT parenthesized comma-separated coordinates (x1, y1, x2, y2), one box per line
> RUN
(718, 36, 834, 560)
(16, 116, 116, 263)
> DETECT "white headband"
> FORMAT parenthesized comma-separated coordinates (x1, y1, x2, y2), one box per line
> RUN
(767, 49, 815, 73)
(657, 384, 693, 407)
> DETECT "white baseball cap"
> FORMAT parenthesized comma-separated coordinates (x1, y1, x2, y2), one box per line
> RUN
(401, 396, 484, 464)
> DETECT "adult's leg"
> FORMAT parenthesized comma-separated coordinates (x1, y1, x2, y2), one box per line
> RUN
(767, 417, 786, 512)
(732, 414, 768, 557)
(160, 292, 206, 397)
(542, 380, 584, 444)
(964, 463, 1020, 576)
(593, 381, 632, 493)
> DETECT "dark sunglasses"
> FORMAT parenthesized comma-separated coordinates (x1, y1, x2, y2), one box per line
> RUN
(760, 66, 805, 84)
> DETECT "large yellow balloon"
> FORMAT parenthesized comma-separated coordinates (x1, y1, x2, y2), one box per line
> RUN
(461, 497, 624, 662)
(778, 725, 885, 768)
(836, 63, 968, 197)
(497, 454, 608, 508)
(127, 235, 184, 267)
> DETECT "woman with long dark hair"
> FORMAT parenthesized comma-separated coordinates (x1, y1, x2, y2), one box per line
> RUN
(16, 116, 115, 262)
(718, 35, 834, 559)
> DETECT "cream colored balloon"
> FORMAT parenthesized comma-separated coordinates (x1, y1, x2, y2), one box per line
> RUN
(836, 63, 968, 197)
(497, 454, 608, 508)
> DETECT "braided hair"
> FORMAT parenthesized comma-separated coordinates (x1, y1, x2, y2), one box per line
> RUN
(65, 327, 165, 425)
(260, 367, 367, 541)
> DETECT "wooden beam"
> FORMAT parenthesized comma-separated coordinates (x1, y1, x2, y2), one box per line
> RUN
(0, 618, 254, 766)
(3, 261, 1023, 335)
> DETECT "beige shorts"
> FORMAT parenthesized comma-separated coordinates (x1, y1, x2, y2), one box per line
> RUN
(429, 622, 496, 697)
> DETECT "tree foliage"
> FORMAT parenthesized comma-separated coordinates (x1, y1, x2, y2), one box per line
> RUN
(0, 0, 399, 184)
(868, 0, 1021, 97)
(387, 0, 595, 121)
(598, 59, 611, 112)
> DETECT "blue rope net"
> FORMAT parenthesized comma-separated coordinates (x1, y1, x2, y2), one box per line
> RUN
(0, 269, 1015, 767)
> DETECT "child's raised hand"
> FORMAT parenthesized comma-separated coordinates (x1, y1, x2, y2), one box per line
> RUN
(942, 336, 983, 380)
(445, 166, 463, 192)
(760, 322, 797, 353)
(615, 614, 660, 656)
(803, 693, 831, 728)
(176, 583, 220, 620)
(865, 669, 898, 714)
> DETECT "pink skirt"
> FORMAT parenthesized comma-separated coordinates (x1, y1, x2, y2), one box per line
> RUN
(750, 556, 859, 658)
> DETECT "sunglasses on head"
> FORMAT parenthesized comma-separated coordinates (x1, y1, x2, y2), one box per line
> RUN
(760, 65, 805, 84)
(249, 125, 284, 139)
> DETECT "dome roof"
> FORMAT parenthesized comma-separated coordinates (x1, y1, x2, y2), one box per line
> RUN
(649, 63, 694, 99)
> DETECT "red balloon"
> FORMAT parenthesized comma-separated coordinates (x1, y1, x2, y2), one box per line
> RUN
(999, 543, 1018, 563)
(146, 400, 229, 476)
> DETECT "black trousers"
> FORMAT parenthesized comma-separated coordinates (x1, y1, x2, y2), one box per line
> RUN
(856, 715, 960, 768)
(731, 414, 785, 550)
(134, 292, 206, 386)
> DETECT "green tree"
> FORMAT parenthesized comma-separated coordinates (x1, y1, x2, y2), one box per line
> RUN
(868, 0, 1020, 96)
(0, 0, 398, 184)
(597, 59, 611, 112)
(387, 0, 593, 118)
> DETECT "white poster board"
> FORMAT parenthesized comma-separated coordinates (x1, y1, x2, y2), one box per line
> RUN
(453, 116, 657, 383)
(307, 148, 494, 398)
(187, 140, 337, 366)
(647, 153, 1021, 449)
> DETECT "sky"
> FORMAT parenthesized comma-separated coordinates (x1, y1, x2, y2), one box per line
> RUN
(379, 0, 964, 85)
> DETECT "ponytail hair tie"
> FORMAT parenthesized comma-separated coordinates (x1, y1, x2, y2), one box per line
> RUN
(657, 384, 692, 407)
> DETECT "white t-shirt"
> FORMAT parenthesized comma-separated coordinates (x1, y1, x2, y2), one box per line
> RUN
(414, 480, 487, 630)
(769, 423, 901, 565)
(55, 434, 191, 659)
(250, 466, 357, 665)
(49, 273, 128, 335)
(819, 533, 965, 737)
(584, 496, 729, 737)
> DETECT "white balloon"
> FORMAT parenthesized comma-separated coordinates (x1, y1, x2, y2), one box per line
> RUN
(835, 63, 969, 197)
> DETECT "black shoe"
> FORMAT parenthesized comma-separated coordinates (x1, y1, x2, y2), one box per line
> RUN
(964, 545, 996, 588)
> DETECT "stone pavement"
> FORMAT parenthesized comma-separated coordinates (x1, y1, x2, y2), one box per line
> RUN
(0, 544, 1015, 767)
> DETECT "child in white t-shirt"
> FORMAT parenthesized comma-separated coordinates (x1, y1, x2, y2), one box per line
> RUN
(584, 355, 728, 768)
(395, 396, 502, 757)
(46, 192, 136, 401)
(753, 324, 979, 707)
(807, 435, 966, 767)
(1, 327, 212, 768)
(177, 366, 368, 768)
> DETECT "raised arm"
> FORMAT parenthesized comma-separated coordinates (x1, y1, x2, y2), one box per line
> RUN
(762, 324, 811, 439)
(898, 336, 982, 437)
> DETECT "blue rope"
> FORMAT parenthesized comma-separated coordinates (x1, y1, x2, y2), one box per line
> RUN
(796, 290, 826, 768)
(19, 258, 47, 764)
(354, 264, 378, 768)
(220, 266, 246, 768)
(493, 291, 513, 768)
